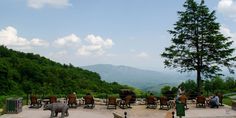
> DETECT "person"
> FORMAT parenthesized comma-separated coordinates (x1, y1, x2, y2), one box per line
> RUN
(199, 92, 203, 96)
(177, 93, 188, 109)
(178, 87, 185, 95)
(66, 92, 78, 107)
(73, 92, 76, 96)
(83, 93, 93, 100)
(176, 87, 184, 102)
(146, 93, 157, 108)
(148, 93, 157, 101)
(68, 92, 77, 98)
(148, 93, 155, 98)
(83, 93, 95, 108)
(209, 93, 219, 108)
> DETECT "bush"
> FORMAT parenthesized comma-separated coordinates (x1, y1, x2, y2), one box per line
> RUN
(223, 96, 233, 106)
(0, 96, 8, 108)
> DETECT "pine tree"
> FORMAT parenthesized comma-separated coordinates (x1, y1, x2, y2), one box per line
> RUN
(161, 0, 236, 93)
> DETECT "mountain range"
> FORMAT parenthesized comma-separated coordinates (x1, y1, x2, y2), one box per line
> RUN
(82, 64, 193, 93)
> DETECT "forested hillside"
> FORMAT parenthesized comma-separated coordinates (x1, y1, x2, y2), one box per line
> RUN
(0, 45, 132, 96)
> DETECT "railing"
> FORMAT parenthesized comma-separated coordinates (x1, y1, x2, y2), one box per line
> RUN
(224, 92, 236, 97)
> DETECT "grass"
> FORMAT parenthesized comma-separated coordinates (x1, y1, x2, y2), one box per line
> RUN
(223, 97, 233, 106)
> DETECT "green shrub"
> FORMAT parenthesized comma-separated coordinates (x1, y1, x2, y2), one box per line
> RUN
(223, 97, 232, 106)
(0, 96, 8, 108)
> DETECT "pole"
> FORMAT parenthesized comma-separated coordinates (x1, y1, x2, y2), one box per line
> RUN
(26, 93, 29, 105)
(124, 111, 127, 118)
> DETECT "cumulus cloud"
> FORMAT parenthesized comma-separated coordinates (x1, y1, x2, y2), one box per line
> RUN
(77, 34, 114, 56)
(77, 45, 104, 56)
(217, 0, 236, 20)
(27, 0, 71, 9)
(0, 26, 49, 50)
(54, 34, 80, 47)
(85, 34, 114, 48)
(220, 26, 236, 45)
(0, 26, 30, 47)
(137, 52, 149, 58)
(0, 26, 114, 57)
(31, 38, 49, 46)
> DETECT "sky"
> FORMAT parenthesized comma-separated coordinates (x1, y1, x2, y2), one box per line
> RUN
(0, 0, 236, 72)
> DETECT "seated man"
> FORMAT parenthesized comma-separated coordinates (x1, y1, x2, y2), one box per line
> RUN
(196, 93, 206, 108)
(30, 95, 42, 108)
(67, 92, 77, 108)
(83, 93, 95, 108)
(146, 93, 157, 109)
(160, 96, 171, 110)
(119, 95, 132, 109)
(209, 94, 219, 108)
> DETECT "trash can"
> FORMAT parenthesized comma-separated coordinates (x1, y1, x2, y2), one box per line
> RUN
(232, 100, 236, 110)
(6, 98, 23, 114)
(176, 101, 185, 117)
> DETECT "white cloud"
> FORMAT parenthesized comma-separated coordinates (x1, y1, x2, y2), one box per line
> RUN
(85, 34, 114, 48)
(0, 26, 30, 47)
(28, 0, 71, 9)
(0, 26, 49, 50)
(137, 52, 149, 58)
(217, 0, 236, 19)
(220, 26, 236, 45)
(0, 26, 114, 57)
(31, 38, 49, 47)
(77, 45, 104, 56)
(77, 34, 114, 56)
(54, 34, 80, 47)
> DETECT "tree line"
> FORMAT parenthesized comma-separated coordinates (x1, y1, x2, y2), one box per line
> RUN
(0, 45, 134, 97)
(161, 76, 236, 97)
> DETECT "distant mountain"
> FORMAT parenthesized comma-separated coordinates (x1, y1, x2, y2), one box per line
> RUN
(82, 64, 192, 93)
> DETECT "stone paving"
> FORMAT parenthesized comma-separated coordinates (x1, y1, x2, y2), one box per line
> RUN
(0, 103, 236, 118)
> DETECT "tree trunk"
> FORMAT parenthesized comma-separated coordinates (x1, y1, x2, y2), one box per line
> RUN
(197, 69, 201, 94)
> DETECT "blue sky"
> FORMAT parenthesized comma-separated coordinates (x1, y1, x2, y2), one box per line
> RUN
(0, 0, 236, 72)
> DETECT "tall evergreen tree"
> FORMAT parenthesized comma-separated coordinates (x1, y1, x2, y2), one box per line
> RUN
(161, 0, 236, 93)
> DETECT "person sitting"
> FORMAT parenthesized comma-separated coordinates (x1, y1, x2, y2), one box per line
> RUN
(209, 93, 219, 108)
(146, 93, 157, 109)
(196, 92, 206, 108)
(83, 93, 95, 108)
(67, 92, 77, 108)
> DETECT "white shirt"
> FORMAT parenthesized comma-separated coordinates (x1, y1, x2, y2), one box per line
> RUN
(211, 96, 219, 105)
